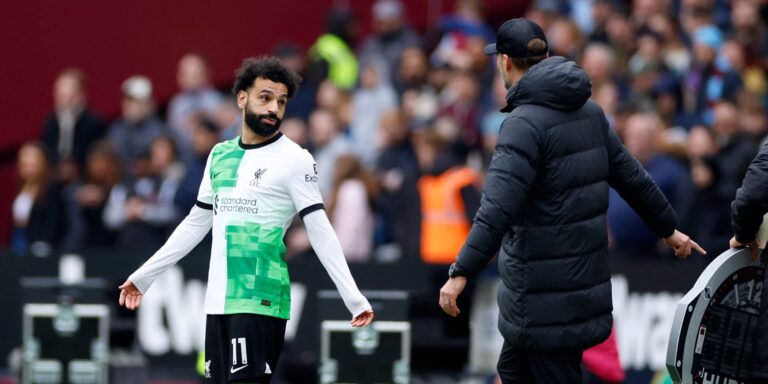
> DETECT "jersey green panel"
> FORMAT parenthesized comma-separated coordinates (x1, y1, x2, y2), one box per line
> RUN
(210, 140, 245, 193)
(223, 223, 290, 319)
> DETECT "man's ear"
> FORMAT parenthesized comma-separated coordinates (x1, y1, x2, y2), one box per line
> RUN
(503, 54, 513, 71)
(237, 90, 247, 110)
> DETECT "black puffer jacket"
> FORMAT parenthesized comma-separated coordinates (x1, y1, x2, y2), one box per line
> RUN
(456, 57, 678, 351)
(732, 143, 768, 244)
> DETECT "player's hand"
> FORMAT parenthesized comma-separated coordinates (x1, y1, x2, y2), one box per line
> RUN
(351, 310, 374, 327)
(118, 280, 143, 310)
(439, 276, 467, 317)
(729, 236, 759, 261)
(663, 230, 706, 258)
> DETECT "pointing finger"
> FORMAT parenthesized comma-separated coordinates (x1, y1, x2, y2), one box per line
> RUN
(691, 240, 706, 255)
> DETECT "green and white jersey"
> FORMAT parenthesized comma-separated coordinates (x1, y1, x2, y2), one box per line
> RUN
(196, 133, 323, 319)
(128, 132, 371, 321)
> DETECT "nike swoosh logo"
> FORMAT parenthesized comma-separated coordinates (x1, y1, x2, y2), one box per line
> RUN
(214, 170, 225, 178)
(230, 365, 248, 374)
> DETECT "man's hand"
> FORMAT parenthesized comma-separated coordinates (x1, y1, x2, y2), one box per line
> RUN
(118, 280, 143, 310)
(663, 230, 706, 258)
(730, 236, 760, 261)
(439, 276, 467, 317)
(351, 310, 374, 327)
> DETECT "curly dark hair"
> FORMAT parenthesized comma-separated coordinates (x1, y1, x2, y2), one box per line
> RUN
(231, 56, 302, 98)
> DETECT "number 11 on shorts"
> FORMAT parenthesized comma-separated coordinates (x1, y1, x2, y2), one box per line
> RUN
(231, 338, 247, 365)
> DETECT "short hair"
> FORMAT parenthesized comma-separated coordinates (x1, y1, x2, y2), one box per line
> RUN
(510, 38, 548, 70)
(232, 56, 302, 98)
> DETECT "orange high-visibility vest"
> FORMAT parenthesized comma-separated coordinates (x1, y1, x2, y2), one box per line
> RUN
(419, 166, 480, 264)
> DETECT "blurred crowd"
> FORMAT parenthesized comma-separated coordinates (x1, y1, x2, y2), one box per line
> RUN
(11, 0, 768, 266)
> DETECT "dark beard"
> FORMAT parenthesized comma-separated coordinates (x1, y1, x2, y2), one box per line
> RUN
(244, 109, 282, 137)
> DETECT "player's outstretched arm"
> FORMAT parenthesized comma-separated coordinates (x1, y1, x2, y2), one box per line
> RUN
(303, 209, 374, 327)
(118, 204, 213, 309)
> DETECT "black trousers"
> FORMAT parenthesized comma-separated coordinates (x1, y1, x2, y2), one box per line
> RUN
(497, 340, 583, 384)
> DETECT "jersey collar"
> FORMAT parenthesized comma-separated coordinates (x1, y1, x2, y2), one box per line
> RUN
(238, 132, 283, 150)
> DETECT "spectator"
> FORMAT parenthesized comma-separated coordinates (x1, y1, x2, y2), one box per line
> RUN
(438, 71, 483, 148)
(41, 68, 105, 184)
(215, 100, 242, 141)
(431, 0, 494, 73)
(608, 113, 687, 256)
(604, 5, 637, 70)
(677, 125, 732, 256)
(627, 29, 665, 109)
(630, 0, 666, 27)
(174, 115, 220, 213)
(652, 73, 699, 131)
(308, 8, 359, 90)
(328, 154, 379, 262)
(648, 14, 692, 76)
(273, 43, 317, 122)
(167, 53, 225, 154)
(547, 17, 584, 60)
(308, 109, 351, 198)
(480, 73, 507, 158)
(730, 0, 768, 64)
(106, 136, 185, 248)
(523, 1, 560, 34)
(66, 141, 124, 249)
(280, 117, 308, 148)
(683, 25, 743, 124)
(417, 125, 481, 345)
(350, 60, 397, 166)
(359, 0, 422, 87)
(738, 97, 767, 141)
(108, 75, 170, 174)
(395, 46, 430, 96)
(581, 43, 626, 105)
(315, 80, 349, 123)
(11, 142, 67, 257)
(584, 0, 615, 42)
(417, 130, 480, 265)
(711, 102, 758, 201)
(680, 1, 717, 39)
(721, 39, 768, 106)
(399, 47, 440, 126)
(375, 110, 421, 258)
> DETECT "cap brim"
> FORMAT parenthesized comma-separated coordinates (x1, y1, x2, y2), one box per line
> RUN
(483, 43, 497, 55)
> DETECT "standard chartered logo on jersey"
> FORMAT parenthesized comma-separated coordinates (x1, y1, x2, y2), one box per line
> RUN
(214, 194, 258, 214)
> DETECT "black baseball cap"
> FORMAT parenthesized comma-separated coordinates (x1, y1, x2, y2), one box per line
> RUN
(483, 18, 548, 58)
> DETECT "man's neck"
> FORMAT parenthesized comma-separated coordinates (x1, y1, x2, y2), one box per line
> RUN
(509, 69, 526, 88)
(241, 125, 278, 145)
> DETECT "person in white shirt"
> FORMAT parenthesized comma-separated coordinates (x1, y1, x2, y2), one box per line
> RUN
(118, 56, 374, 384)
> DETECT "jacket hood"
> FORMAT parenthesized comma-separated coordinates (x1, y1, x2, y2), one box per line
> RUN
(502, 56, 592, 112)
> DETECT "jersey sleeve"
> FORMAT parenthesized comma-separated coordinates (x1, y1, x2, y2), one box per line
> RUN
(195, 151, 214, 209)
(288, 149, 325, 218)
